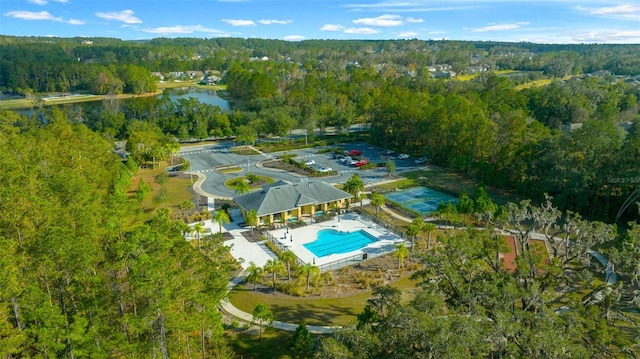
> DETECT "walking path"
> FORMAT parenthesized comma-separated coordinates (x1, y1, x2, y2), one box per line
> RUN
(218, 275, 339, 334)
(188, 163, 618, 335)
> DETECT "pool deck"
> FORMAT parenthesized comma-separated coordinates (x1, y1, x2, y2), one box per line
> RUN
(268, 212, 405, 267)
(186, 209, 406, 271)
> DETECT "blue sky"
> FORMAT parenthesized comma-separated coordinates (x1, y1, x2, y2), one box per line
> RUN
(2, 0, 639, 43)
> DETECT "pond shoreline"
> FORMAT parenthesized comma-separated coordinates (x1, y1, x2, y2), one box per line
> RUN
(0, 82, 226, 110)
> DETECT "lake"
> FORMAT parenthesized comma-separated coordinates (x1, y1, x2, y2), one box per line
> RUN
(163, 87, 231, 111)
(14, 87, 230, 117)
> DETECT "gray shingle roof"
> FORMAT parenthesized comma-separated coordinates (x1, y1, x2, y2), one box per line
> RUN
(234, 180, 353, 217)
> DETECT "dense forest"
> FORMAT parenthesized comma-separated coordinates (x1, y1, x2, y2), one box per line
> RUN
(3, 36, 637, 223)
(0, 111, 236, 357)
(1, 36, 640, 357)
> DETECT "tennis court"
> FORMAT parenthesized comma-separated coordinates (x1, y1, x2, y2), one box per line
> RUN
(384, 186, 457, 215)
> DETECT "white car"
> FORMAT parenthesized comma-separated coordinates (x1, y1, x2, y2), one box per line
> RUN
(414, 158, 427, 165)
(397, 153, 410, 159)
(305, 159, 316, 166)
(318, 167, 333, 173)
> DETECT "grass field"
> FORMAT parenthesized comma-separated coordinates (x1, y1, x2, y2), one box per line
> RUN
(229, 275, 418, 327)
(129, 165, 196, 222)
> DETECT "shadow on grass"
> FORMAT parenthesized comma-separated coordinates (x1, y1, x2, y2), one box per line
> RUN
(227, 326, 294, 359)
(269, 301, 361, 327)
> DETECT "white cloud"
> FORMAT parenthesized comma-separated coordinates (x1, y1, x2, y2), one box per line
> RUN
(321, 24, 344, 31)
(572, 29, 640, 44)
(406, 17, 423, 23)
(4, 10, 82, 24)
(259, 19, 292, 25)
(144, 25, 226, 35)
(96, 10, 142, 24)
(343, 2, 477, 13)
(222, 19, 256, 26)
(27, 0, 69, 4)
(284, 35, 305, 41)
(67, 18, 85, 25)
(398, 31, 418, 37)
(471, 22, 529, 32)
(353, 14, 403, 27)
(427, 30, 447, 35)
(5, 10, 61, 21)
(589, 4, 640, 20)
(344, 27, 380, 34)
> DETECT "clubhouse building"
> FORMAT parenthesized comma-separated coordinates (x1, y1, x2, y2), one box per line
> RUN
(234, 180, 353, 227)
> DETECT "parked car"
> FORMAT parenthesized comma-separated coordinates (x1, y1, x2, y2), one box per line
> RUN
(414, 157, 427, 165)
(305, 159, 316, 166)
(397, 153, 410, 159)
(318, 167, 333, 173)
(339, 156, 352, 164)
(354, 160, 368, 167)
(383, 149, 395, 155)
(347, 149, 362, 156)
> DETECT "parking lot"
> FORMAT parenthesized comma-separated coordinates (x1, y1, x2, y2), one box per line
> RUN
(178, 141, 426, 198)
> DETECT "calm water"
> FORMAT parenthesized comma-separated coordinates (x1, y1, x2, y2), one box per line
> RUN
(304, 229, 379, 257)
(13, 87, 230, 117)
(163, 87, 230, 111)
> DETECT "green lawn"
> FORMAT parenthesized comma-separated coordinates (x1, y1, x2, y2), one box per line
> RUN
(226, 326, 297, 359)
(228, 275, 419, 327)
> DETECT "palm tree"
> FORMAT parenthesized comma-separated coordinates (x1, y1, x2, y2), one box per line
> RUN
(235, 180, 251, 196)
(343, 174, 365, 207)
(406, 222, 421, 253)
(370, 192, 385, 220)
(263, 259, 285, 292)
(296, 263, 320, 291)
(280, 250, 297, 281)
(393, 243, 409, 269)
(192, 222, 205, 250)
(178, 200, 195, 222)
(422, 222, 437, 249)
(246, 261, 263, 290)
(214, 209, 230, 234)
(246, 209, 258, 234)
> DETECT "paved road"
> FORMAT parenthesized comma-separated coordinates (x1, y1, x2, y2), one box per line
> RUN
(179, 141, 423, 198)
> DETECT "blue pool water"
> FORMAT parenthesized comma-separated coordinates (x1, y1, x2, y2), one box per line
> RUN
(304, 229, 379, 258)
(384, 186, 457, 215)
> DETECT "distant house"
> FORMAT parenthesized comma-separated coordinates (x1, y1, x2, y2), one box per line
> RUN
(81, 39, 93, 45)
(625, 75, 640, 86)
(185, 70, 204, 80)
(432, 70, 456, 79)
(200, 75, 220, 85)
(151, 72, 165, 80)
(560, 123, 583, 134)
(234, 180, 353, 227)
(618, 121, 634, 135)
(581, 70, 611, 78)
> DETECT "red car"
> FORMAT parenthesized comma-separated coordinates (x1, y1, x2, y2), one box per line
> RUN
(347, 149, 362, 156)
(354, 160, 368, 167)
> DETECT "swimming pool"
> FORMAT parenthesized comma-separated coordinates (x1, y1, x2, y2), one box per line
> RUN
(304, 229, 379, 258)
(385, 186, 457, 215)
